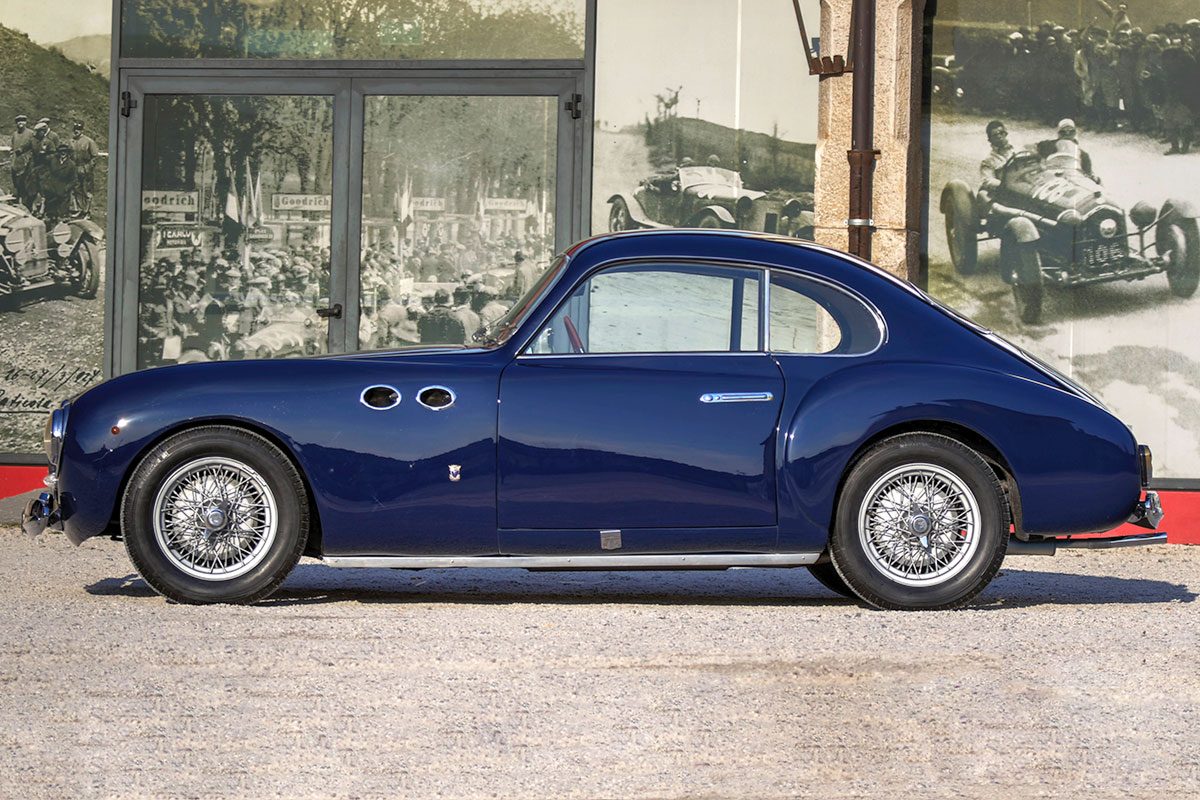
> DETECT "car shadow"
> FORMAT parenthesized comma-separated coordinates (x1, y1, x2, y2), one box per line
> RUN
(85, 563, 1195, 609)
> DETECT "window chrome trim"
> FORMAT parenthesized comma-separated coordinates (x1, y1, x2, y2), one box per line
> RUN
(359, 385, 401, 411)
(417, 385, 457, 411)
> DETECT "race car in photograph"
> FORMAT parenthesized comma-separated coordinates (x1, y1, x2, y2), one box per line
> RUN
(941, 140, 1200, 323)
(608, 165, 814, 238)
(25, 229, 1163, 610)
(0, 196, 102, 304)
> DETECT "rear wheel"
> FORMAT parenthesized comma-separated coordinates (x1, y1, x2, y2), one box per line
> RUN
(121, 426, 309, 604)
(829, 433, 1009, 610)
(1160, 220, 1200, 298)
(942, 183, 979, 274)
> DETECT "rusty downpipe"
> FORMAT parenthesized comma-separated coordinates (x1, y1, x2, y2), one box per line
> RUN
(793, 0, 878, 260)
(847, 0, 878, 261)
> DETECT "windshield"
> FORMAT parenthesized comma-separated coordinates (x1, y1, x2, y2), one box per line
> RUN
(475, 254, 569, 347)
(678, 166, 741, 190)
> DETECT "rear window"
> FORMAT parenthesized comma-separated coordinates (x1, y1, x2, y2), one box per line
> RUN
(769, 272, 881, 355)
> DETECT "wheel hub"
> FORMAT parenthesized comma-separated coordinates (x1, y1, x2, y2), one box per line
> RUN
(200, 499, 232, 532)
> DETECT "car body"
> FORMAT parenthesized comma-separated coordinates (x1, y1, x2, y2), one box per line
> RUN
(608, 166, 814, 239)
(940, 140, 1200, 323)
(25, 230, 1164, 609)
(0, 197, 102, 302)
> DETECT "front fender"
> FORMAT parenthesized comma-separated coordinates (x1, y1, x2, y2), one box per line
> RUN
(56, 355, 504, 555)
(689, 205, 736, 226)
(606, 193, 663, 229)
(777, 361, 1139, 550)
(1004, 216, 1040, 243)
(67, 217, 103, 244)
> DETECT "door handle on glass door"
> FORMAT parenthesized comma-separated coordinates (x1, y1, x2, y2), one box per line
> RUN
(699, 392, 774, 403)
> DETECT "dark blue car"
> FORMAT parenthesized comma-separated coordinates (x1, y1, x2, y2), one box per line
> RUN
(24, 230, 1164, 610)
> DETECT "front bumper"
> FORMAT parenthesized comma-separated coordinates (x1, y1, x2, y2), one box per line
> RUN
(21, 489, 60, 538)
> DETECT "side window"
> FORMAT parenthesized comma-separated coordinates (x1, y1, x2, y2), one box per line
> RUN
(527, 264, 762, 354)
(769, 273, 880, 355)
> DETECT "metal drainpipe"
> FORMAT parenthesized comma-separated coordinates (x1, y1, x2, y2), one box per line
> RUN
(847, 0, 879, 261)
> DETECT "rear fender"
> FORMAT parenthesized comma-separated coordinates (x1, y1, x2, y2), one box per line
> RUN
(775, 361, 1140, 551)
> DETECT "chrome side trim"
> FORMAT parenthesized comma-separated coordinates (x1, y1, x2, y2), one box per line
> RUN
(324, 552, 821, 569)
(699, 391, 775, 403)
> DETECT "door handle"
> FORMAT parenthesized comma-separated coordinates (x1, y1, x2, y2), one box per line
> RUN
(316, 303, 343, 319)
(699, 392, 775, 403)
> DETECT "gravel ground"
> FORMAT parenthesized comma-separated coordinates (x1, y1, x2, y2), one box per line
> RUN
(1, 528, 1198, 799)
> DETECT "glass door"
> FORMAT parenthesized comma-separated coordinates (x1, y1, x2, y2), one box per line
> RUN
(117, 76, 351, 372)
(348, 78, 582, 351)
(115, 75, 582, 368)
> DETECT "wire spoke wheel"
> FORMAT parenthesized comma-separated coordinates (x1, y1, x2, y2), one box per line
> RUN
(857, 462, 981, 588)
(152, 456, 278, 582)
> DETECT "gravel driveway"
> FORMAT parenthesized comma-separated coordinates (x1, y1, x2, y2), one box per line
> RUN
(1, 528, 1197, 799)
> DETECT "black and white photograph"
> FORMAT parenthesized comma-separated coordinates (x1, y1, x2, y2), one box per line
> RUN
(928, 0, 1200, 478)
(591, 0, 819, 240)
(0, 0, 109, 455)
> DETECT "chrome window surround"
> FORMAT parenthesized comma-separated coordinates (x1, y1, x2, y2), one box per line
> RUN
(516, 253, 887, 359)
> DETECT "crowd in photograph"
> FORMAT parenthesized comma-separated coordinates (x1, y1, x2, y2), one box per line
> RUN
(5, 114, 101, 219)
(946, 7, 1200, 154)
(136, 231, 552, 367)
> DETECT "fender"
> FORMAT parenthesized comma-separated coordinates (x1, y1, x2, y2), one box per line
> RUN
(1004, 215, 1040, 243)
(940, 179, 974, 213)
(1160, 197, 1199, 221)
(605, 193, 665, 229)
(689, 205, 736, 227)
(775, 361, 1139, 551)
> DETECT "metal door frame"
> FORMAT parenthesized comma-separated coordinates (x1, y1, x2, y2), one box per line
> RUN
(115, 70, 586, 370)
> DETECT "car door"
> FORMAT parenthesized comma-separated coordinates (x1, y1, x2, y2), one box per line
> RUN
(497, 262, 784, 555)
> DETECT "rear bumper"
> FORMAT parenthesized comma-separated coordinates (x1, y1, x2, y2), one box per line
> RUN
(1128, 490, 1164, 530)
(21, 490, 61, 538)
(1008, 491, 1166, 555)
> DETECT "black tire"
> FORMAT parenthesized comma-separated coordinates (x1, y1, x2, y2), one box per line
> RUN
(71, 239, 100, 299)
(806, 561, 856, 598)
(829, 433, 1009, 611)
(696, 211, 724, 229)
(942, 183, 979, 274)
(608, 198, 637, 232)
(121, 426, 309, 604)
(1160, 220, 1200, 298)
(1003, 238, 1044, 324)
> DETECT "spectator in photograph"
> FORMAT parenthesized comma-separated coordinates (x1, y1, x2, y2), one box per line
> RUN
(1160, 36, 1196, 154)
(8, 114, 35, 208)
(40, 143, 78, 222)
(69, 121, 100, 215)
(1094, 0, 1133, 33)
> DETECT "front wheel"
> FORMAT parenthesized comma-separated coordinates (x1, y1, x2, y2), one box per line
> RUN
(829, 433, 1009, 610)
(1003, 237, 1044, 324)
(121, 426, 309, 604)
(608, 198, 637, 232)
(1160, 220, 1200, 298)
(71, 239, 101, 299)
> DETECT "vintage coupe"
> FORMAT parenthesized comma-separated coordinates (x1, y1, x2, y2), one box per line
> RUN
(608, 165, 814, 239)
(25, 230, 1164, 610)
(941, 141, 1200, 324)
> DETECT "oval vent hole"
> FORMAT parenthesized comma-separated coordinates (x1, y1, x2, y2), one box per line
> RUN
(362, 386, 400, 410)
(418, 387, 454, 410)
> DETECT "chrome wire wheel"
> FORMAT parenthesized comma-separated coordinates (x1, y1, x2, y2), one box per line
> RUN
(857, 462, 981, 588)
(151, 456, 279, 582)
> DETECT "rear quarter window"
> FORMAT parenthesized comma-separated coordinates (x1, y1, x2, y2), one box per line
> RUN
(769, 272, 882, 355)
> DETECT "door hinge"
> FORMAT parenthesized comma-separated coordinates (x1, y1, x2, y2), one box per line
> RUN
(564, 93, 583, 120)
(120, 91, 138, 117)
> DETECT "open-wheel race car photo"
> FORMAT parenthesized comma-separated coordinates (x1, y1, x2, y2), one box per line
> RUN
(608, 165, 814, 238)
(0, 197, 102, 304)
(941, 140, 1200, 324)
(24, 229, 1164, 610)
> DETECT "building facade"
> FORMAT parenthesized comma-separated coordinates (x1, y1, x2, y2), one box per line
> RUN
(0, 0, 1197, 505)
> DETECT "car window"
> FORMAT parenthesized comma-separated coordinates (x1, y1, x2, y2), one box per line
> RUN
(769, 272, 880, 355)
(527, 264, 762, 354)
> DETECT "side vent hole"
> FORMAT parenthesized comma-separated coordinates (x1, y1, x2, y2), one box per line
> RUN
(361, 385, 401, 410)
(418, 386, 455, 411)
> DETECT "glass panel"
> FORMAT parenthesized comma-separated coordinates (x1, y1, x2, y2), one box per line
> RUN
(136, 94, 334, 369)
(592, 0, 818, 239)
(769, 275, 841, 354)
(122, 0, 585, 60)
(530, 266, 760, 354)
(359, 95, 557, 350)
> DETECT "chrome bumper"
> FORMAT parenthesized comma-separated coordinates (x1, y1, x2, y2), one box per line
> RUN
(21, 491, 59, 538)
(1008, 491, 1167, 555)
